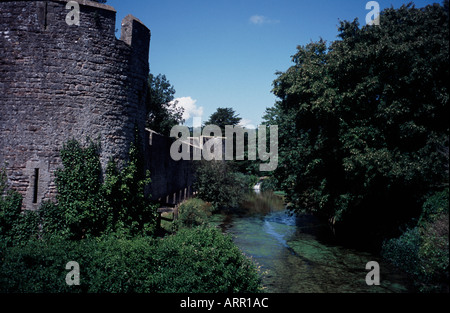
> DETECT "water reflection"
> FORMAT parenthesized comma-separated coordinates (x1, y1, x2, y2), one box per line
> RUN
(239, 191, 285, 215)
(212, 191, 413, 293)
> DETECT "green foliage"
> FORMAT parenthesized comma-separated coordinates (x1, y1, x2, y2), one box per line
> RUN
(0, 238, 83, 293)
(0, 228, 262, 293)
(39, 201, 67, 240)
(0, 167, 23, 245)
(417, 188, 449, 292)
(55, 139, 104, 239)
(155, 227, 261, 293)
(194, 160, 249, 210)
(175, 198, 215, 229)
(418, 189, 449, 227)
(1, 136, 158, 244)
(205, 107, 242, 131)
(0, 168, 40, 247)
(101, 140, 158, 237)
(382, 227, 421, 278)
(260, 177, 278, 193)
(33, 136, 157, 240)
(245, 174, 259, 190)
(1, 144, 261, 293)
(146, 73, 184, 136)
(418, 213, 449, 292)
(266, 3, 449, 232)
(382, 189, 449, 292)
(1, 139, 261, 293)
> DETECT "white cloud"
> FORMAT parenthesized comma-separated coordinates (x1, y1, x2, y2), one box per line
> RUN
(249, 15, 280, 25)
(172, 97, 204, 121)
(239, 118, 257, 129)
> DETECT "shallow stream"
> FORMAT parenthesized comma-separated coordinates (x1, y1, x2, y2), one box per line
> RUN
(211, 192, 413, 293)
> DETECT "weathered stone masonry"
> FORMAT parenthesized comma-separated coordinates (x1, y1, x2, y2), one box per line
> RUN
(0, 0, 151, 210)
(147, 131, 194, 204)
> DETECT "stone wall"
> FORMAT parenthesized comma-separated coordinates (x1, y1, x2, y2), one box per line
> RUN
(146, 130, 194, 204)
(0, 0, 151, 210)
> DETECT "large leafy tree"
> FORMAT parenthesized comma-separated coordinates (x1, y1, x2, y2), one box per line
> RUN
(204, 107, 260, 174)
(146, 74, 184, 136)
(205, 107, 242, 131)
(267, 2, 449, 238)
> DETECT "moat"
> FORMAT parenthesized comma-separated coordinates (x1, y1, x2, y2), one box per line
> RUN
(211, 192, 413, 293)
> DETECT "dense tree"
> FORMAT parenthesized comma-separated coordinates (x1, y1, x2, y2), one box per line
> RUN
(203, 107, 262, 175)
(266, 2, 449, 242)
(194, 160, 251, 210)
(205, 107, 241, 131)
(146, 73, 184, 136)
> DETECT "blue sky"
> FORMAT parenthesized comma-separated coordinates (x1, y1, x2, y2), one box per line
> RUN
(107, 0, 438, 127)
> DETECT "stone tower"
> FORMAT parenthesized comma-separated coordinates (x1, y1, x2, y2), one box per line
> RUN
(0, 0, 151, 210)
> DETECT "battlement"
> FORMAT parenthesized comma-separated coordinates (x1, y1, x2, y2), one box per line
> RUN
(55, 0, 116, 12)
(1, 0, 150, 52)
(0, 0, 151, 210)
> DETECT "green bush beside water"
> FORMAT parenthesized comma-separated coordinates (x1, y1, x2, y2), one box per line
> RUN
(0, 227, 261, 293)
(175, 198, 215, 229)
(194, 160, 257, 210)
(0, 139, 262, 293)
(260, 177, 278, 193)
(382, 189, 449, 292)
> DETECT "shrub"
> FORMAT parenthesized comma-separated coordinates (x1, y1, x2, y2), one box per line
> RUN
(50, 137, 157, 239)
(194, 160, 248, 210)
(243, 174, 259, 189)
(175, 198, 214, 229)
(156, 227, 262, 293)
(55, 139, 105, 239)
(0, 227, 262, 293)
(101, 140, 157, 237)
(55, 140, 105, 239)
(1, 168, 22, 246)
(381, 227, 421, 277)
(260, 177, 278, 192)
(0, 238, 85, 293)
(0, 236, 157, 293)
(382, 189, 449, 292)
(1, 136, 158, 243)
(417, 189, 449, 292)
(0, 168, 40, 247)
(418, 213, 449, 292)
(418, 189, 449, 227)
(38, 201, 69, 240)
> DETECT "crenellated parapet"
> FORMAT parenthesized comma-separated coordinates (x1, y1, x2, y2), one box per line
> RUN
(0, 0, 151, 210)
